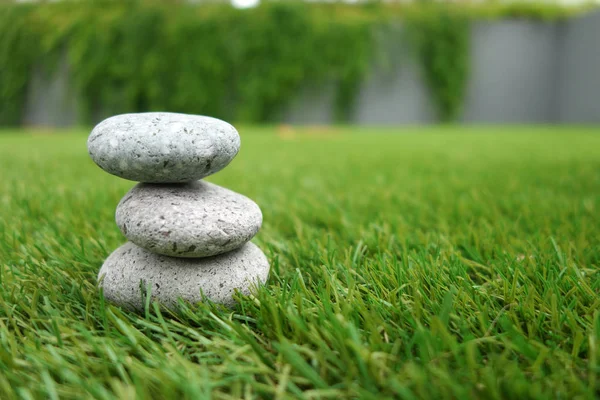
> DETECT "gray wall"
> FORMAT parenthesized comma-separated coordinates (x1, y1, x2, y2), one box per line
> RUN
(353, 26, 436, 125)
(284, 25, 438, 125)
(285, 11, 600, 126)
(284, 84, 336, 125)
(23, 54, 79, 127)
(462, 21, 560, 124)
(19, 11, 600, 127)
(557, 12, 600, 124)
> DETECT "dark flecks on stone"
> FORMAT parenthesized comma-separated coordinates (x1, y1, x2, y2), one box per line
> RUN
(98, 242, 269, 310)
(89, 114, 267, 310)
(115, 180, 262, 258)
(88, 114, 240, 183)
(121, 196, 133, 205)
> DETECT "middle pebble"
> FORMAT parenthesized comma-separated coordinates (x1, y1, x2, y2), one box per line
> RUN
(116, 181, 262, 258)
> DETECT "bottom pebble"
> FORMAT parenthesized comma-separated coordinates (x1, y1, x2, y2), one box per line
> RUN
(98, 241, 270, 311)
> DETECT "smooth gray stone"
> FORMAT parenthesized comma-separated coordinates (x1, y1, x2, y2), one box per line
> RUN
(87, 112, 240, 183)
(116, 181, 262, 258)
(98, 241, 270, 311)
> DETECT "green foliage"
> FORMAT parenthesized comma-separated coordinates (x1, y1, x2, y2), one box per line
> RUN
(0, 4, 41, 125)
(475, 2, 589, 21)
(1, 127, 599, 398)
(0, 2, 591, 125)
(0, 2, 378, 125)
(406, 6, 470, 122)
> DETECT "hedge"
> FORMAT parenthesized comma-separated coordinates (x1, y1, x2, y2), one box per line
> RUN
(0, 1, 588, 126)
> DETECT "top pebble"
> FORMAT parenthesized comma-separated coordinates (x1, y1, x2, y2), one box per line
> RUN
(87, 112, 240, 183)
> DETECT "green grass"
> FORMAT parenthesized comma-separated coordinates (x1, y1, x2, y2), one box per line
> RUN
(0, 126, 599, 399)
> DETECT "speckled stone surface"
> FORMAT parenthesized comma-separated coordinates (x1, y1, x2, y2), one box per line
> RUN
(98, 241, 270, 311)
(87, 112, 240, 183)
(116, 181, 262, 258)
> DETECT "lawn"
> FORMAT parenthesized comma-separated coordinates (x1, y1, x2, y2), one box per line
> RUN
(0, 126, 599, 399)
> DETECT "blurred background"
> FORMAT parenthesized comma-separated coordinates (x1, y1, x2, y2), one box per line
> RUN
(1, 0, 600, 128)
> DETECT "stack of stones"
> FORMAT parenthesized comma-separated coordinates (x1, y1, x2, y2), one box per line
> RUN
(87, 112, 269, 311)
